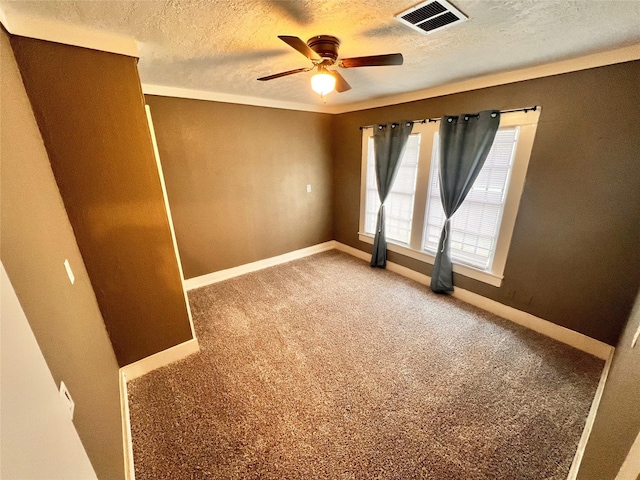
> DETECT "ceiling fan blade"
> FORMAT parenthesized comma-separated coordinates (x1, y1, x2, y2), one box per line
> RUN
(278, 35, 320, 60)
(257, 67, 311, 81)
(340, 53, 403, 68)
(330, 70, 352, 93)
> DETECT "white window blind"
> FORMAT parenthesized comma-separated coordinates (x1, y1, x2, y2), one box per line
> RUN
(423, 127, 520, 270)
(364, 134, 421, 245)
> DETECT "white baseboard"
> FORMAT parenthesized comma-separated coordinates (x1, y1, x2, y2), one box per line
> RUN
(334, 240, 614, 479)
(119, 370, 135, 480)
(333, 241, 613, 361)
(118, 240, 613, 480)
(119, 338, 201, 478)
(118, 338, 200, 480)
(452, 288, 612, 360)
(120, 338, 200, 382)
(567, 349, 614, 479)
(184, 241, 338, 290)
(333, 241, 371, 261)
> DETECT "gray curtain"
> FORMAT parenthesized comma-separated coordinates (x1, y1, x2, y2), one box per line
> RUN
(371, 121, 414, 268)
(431, 110, 500, 293)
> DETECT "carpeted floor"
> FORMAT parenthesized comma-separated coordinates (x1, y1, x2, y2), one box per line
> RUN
(128, 250, 603, 479)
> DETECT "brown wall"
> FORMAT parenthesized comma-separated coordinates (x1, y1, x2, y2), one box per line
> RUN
(332, 61, 640, 346)
(10, 36, 193, 366)
(578, 289, 640, 479)
(144, 95, 334, 278)
(0, 29, 124, 479)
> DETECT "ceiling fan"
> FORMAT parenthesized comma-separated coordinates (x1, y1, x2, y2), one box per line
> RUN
(257, 35, 403, 97)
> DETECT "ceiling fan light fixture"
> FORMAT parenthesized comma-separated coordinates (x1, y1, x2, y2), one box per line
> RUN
(311, 70, 336, 96)
(258, 34, 400, 98)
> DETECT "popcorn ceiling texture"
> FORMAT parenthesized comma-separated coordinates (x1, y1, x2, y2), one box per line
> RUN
(1, 0, 639, 105)
(128, 250, 602, 479)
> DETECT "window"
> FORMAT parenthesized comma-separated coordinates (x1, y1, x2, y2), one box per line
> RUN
(364, 134, 421, 245)
(423, 128, 519, 270)
(359, 109, 540, 287)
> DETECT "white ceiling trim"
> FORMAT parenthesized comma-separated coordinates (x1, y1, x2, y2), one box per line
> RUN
(142, 84, 329, 114)
(0, 8, 139, 58)
(326, 43, 640, 114)
(148, 43, 639, 115)
(2, 5, 637, 115)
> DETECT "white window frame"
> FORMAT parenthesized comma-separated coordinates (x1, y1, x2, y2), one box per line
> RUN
(358, 109, 541, 287)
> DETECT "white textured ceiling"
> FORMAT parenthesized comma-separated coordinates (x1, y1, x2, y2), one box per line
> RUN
(2, 0, 640, 107)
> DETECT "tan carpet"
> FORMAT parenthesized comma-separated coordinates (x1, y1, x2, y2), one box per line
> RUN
(128, 250, 603, 479)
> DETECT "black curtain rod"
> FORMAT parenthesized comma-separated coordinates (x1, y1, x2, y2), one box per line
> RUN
(359, 106, 538, 130)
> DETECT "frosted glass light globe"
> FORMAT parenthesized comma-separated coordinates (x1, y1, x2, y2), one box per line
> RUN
(311, 72, 336, 96)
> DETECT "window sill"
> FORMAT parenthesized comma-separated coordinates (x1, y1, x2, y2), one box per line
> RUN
(358, 233, 503, 287)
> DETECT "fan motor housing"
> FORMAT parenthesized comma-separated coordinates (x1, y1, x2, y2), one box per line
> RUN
(307, 35, 340, 63)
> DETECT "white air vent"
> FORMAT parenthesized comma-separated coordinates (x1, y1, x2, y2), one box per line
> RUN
(395, 0, 468, 35)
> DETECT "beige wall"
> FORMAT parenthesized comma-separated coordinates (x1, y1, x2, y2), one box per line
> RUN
(11, 35, 193, 366)
(578, 288, 640, 479)
(1, 264, 97, 480)
(0, 29, 124, 480)
(332, 61, 640, 346)
(145, 95, 334, 278)
(3, 24, 636, 476)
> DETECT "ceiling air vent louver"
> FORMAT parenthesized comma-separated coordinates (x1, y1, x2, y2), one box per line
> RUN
(396, 0, 468, 35)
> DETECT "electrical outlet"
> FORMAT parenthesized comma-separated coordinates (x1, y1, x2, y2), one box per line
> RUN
(306, 184, 312, 193)
(63, 259, 75, 285)
(59, 381, 75, 419)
